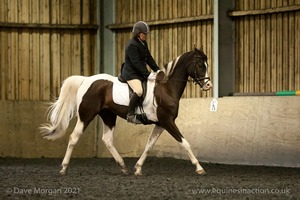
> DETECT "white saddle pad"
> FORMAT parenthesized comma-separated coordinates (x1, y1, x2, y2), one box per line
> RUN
(112, 74, 158, 122)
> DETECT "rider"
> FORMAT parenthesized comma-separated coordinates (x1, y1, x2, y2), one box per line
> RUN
(121, 21, 160, 123)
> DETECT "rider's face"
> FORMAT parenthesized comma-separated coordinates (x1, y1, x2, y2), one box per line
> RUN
(139, 33, 147, 41)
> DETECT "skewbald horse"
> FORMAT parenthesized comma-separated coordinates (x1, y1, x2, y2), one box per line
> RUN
(40, 47, 213, 175)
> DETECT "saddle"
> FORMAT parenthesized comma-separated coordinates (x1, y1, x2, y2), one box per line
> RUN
(117, 74, 151, 125)
(115, 64, 166, 125)
(117, 74, 148, 101)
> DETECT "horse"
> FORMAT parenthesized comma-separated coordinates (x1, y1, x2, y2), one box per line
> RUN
(40, 47, 213, 176)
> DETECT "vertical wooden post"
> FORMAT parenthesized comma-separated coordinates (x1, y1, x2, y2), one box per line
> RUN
(218, 0, 235, 96)
(101, 0, 115, 75)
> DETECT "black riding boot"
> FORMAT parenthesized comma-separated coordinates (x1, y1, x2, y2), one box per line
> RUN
(127, 92, 142, 124)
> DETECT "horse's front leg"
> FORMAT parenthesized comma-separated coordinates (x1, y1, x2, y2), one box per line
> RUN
(164, 121, 206, 175)
(180, 138, 206, 175)
(134, 125, 164, 175)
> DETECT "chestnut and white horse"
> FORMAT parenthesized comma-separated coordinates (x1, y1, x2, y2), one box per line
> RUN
(40, 47, 212, 175)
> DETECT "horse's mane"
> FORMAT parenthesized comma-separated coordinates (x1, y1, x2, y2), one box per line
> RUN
(162, 48, 207, 78)
(162, 51, 193, 78)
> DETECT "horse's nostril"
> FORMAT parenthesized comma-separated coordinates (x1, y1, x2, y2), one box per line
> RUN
(206, 81, 213, 88)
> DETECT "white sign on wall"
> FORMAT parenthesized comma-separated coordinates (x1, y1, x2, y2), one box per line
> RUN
(210, 98, 218, 112)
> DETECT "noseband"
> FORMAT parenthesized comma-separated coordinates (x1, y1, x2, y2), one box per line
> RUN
(193, 55, 210, 89)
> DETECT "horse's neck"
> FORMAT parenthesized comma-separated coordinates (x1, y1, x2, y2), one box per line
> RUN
(165, 61, 189, 100)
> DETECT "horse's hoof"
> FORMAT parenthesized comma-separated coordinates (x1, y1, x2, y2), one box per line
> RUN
(134, 168, 143, 176)
(134, 171, 142, 176)
(59, 170, 67, 176)
(196, 169, 206, 175)
(120, 168, 130, 175)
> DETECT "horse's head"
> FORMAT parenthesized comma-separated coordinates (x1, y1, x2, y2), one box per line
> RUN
(188, 47, 213, 91)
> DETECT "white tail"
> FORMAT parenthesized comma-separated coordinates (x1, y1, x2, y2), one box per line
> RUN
(40, 75, 86, 141)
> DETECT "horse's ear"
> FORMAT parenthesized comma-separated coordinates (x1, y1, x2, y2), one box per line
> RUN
(200, 45, 203, 51)
(193, 44, 199, 52)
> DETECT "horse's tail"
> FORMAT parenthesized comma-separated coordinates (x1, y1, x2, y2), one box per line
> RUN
(40, 75, 86, 141)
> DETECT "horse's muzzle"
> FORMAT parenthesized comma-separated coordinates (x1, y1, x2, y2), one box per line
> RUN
(202, 80, 213, 91)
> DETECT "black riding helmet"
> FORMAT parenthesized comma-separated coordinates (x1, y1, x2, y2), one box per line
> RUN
(132, 21, 150, 35)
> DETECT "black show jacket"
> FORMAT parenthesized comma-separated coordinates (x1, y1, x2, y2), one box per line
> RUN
(122, 37, 159, 81)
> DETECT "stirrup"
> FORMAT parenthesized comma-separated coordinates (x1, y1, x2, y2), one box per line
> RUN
(136, 113, 151, 125)
(127, 114, 142, 124)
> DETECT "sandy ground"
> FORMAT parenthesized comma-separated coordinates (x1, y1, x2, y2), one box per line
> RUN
(0, 157, 299, 200)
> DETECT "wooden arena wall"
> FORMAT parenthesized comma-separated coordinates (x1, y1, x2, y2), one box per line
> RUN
(0, 0, 299, 100)
(233, 0, 300, 93)
(0, 0, 98, 101)
(109, 0, 214, 98)
(109, 0, 300, 97)
(0, 0, 299, 168)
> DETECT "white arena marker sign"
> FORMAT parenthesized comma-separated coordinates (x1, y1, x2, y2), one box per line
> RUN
(210, 98, 218, 112)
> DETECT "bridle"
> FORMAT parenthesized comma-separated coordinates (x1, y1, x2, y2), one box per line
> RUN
(156, 53, 210, 90)
(192, 55, 210, 89)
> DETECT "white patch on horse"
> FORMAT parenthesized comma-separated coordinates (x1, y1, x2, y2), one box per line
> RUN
(163, 55, 181, 76)
(112, 73, 158, 122)
(205, 62, 208, 78)
(77, 74, 115, 106)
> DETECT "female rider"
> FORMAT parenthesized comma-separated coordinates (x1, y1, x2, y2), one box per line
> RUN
(121, 21, 160, 123)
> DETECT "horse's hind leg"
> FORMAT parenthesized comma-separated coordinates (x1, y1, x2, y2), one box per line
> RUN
(134, 125, 164, 175)
(60, 118, 84, 175)
(100, 111, 128, 174)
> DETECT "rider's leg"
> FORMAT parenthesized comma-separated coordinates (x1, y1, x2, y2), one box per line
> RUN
(127, 79, 143, 123)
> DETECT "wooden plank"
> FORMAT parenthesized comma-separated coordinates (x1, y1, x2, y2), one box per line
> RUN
(81, 0, 92, 76)
(228, 5, 300, 17)
(254, 1, 260, 92)
(60, 0, 71, 80)
(0, 22, 98, 30)
(29, 0, 40, 100)
(295, 1, 300, 89)
(40, 0, 50, 100)
(0, 29, 8, 100)
(0, 0, 8, 100)
(82, 31, 91, 76)
(259, 0, 266, 92)
(276, 1, 283, 91)
(71, 0, 81, 75)
(11, 30, 19, 100)
(19, 0, 30, 100)
(270, 0, 277, 92)
(115, 0, 121, 23)
(282, 1, 289, 90)
(61, 32, 71, 79)
(106, 15, 214, 30)
(50, 0, 61, 97)
(265, 0, 272, 92)
(7, 0, 18, 99)
(6, 29, 13, 100)
(235, 0, 242, 92)
(82, 0, 90, 24)
(172, 0, 178, 67)
(243, 1, 250, 92)
(288, 8, 295, 90)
